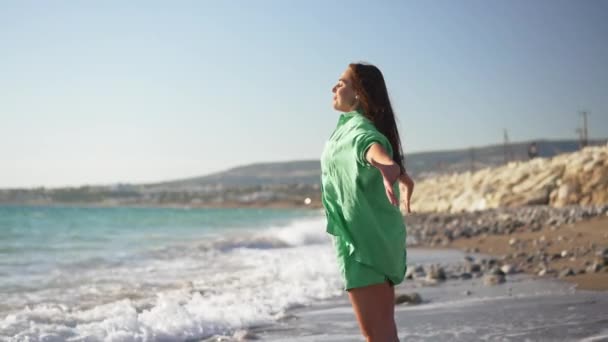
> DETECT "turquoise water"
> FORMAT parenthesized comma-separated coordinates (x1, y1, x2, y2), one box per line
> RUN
(0, 205, 341, 341)
(0, 205, 319, 268)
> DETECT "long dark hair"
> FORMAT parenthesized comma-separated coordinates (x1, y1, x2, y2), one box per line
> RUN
(349, 62, 406, 175)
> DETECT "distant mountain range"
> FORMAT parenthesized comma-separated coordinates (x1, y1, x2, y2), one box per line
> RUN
(3, 139, 604, 208)
(145, 139, 607, 189)
(146, 160, 321, 190)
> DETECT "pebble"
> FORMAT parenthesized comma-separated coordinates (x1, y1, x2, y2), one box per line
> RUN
(395, 292, 422, 305)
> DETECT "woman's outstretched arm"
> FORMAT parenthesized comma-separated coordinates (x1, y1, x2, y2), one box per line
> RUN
(366, 143, 414, 212)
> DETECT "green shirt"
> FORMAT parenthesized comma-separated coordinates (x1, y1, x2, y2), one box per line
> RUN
(321, 108, 407, 279)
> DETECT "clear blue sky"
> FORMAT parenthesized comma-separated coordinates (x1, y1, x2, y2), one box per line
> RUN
(1, 0, 607, 188)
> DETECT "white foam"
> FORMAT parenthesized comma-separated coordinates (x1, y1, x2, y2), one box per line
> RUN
(1, 216, 344, 341)
(578, 331, 608, 342)
(257, 216, 330, 247)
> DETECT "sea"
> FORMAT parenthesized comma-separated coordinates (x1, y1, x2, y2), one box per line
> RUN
(1, 205, 607, 342)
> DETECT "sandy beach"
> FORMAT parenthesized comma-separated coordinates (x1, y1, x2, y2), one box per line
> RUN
(253, 247, 608, 342)
(442, 215, 608, 291)
(252, 208, 608, 341)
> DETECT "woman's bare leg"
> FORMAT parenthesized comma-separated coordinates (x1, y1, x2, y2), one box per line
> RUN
(347, 281, 399, 342)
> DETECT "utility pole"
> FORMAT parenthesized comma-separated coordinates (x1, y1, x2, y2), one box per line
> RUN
(503, 129, 512, 163)
(579, 110, 589, 148)
(576, 127, 583, 147)
(469, 147, 475, 173)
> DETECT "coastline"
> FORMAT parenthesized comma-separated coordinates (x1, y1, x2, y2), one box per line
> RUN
(418, 215, 608, 291)
(0, 200, 324, 210)
(253, 246, 608, 342)
(3, 204, 608, 341)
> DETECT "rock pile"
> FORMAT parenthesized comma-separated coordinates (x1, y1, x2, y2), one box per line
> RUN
(406, 145, 608, 213)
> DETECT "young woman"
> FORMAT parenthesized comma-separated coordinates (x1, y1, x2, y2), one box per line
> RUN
(321, 62, 414, 342)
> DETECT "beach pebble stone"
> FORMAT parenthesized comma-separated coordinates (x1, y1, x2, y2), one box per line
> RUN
(559, 268, 575, 278)
(595, 255, 607, 267)
(405, 267, 416, 280)
(599, 248, 608, 264)
(409, 265, 426, 279)
(483, 273, 506, 286)
(586, 262, 603, 273)
(526, 255, 535, 264)
(538, 268, 557, 277)
(500, 264, 517, 275)
(488, 267, 506, 276)
(483, 267, 506, 285)
(460, 272, 473, 280)
(424, 277, 440, 286)
(465, 262, 482, 273)
(395, 292, 422, 305)
(426, 265, 446, 281)
(481, 258, 499, 269)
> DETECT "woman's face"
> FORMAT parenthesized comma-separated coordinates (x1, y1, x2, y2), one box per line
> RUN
(332, 68, 358, 112)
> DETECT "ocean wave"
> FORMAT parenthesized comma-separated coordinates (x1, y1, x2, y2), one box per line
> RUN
(0, 216, 343, 341)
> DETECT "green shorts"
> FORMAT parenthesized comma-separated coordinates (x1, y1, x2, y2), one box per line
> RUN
(332, 235, 395, 291)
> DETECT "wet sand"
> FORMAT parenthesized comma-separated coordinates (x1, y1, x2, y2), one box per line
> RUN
(251, 248, 608, 342)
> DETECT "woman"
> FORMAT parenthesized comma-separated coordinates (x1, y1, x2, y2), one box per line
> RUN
(321, 62, 414, 342)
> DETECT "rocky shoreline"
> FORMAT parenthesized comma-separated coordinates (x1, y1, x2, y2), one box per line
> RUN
(398, 205, 608, 297)
(409, 144, 608, 213)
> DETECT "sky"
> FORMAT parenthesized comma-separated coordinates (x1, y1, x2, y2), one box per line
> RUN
(1, 0, 607, 188)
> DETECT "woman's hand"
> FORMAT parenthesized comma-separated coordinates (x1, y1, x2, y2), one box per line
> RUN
(369, 159, 401, 206)
(398, 172, 414, 213)
(366, 143, 402, 206)
(366, 143, 415, 210)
